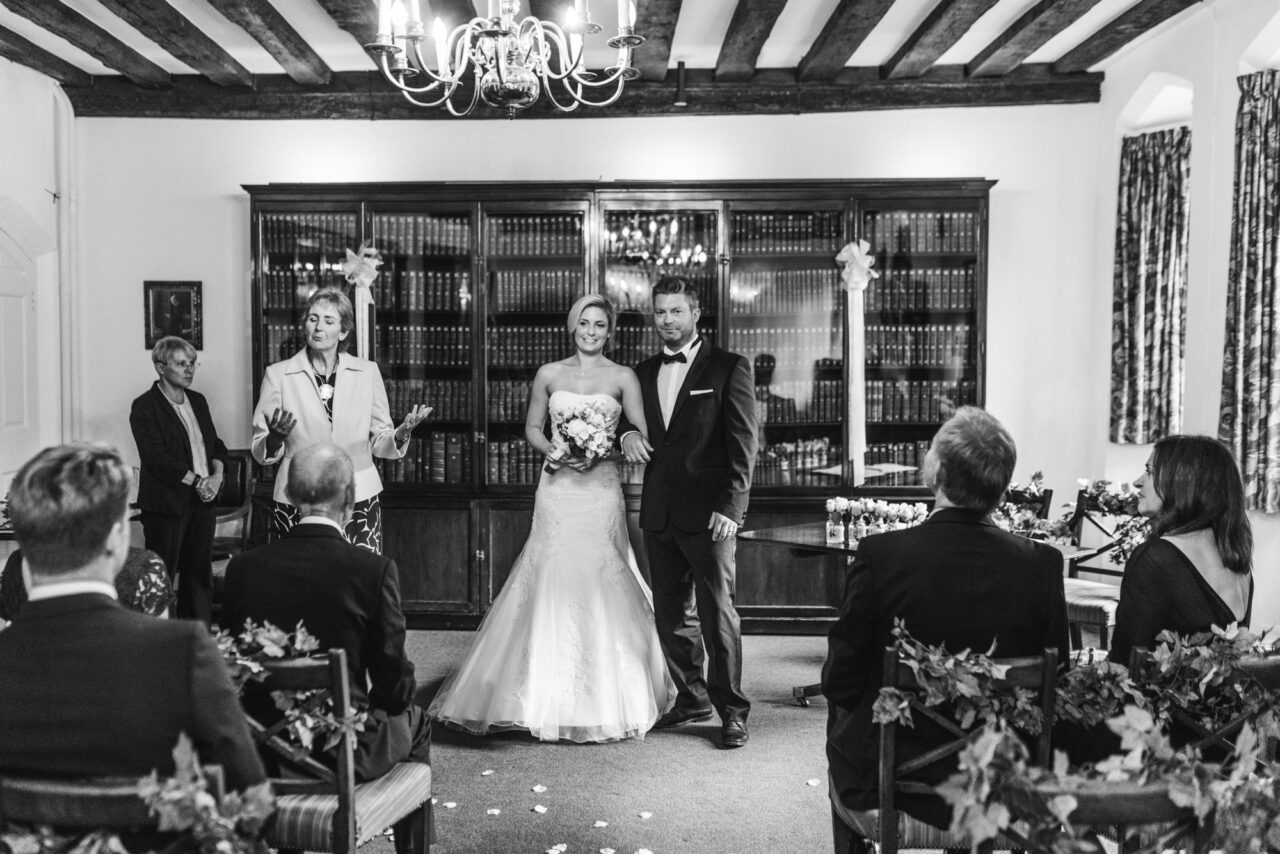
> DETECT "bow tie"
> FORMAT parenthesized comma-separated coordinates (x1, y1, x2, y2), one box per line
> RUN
(660, 352, 688, 365)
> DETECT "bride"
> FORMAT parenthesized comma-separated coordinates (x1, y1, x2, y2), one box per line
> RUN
(429, 295, 676, 742)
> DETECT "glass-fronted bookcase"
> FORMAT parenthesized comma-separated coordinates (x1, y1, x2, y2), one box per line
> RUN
(246, 181, 991, 631)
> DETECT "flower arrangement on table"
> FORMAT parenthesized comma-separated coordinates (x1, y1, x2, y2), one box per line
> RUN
(824, 497, 929, 544)
(1071, 478, 1150, 566)
(544, 399, 614, 475)
(991, 472, 1074, 544)
(874, 622, 1280, 853)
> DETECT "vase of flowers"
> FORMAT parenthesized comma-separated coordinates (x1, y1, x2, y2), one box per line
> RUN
(825, 497, 850, 543)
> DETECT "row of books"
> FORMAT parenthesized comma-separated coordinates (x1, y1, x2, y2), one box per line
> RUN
(730, 212, 844, 255)
(372, 215, 470, 256)
(487, 380, 532, 421)
(864, 268, 976, 312)
(261, 270, 346, 310)
(728, 269, 840, 314)
(376, 325, 472, 366)
(863, 210, 979, 255)
(865, 324, 974, 368)
(755, 381, 845, 424)
(263, 214, 359, 256)
(386, 379, 472, 421)
(728, 327, 839, 359)
(372, 270, 472, 312)
(490, 268, 583, 312)
(486, 438, 543, 484)
(866, 441, 931, 487)
(756, 438, 841, 484)
(866, 379, 979, 423)
(377, 432, 471, 484)
(486, 215, 582, 256)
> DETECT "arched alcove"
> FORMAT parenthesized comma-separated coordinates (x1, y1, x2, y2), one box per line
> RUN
(1241, 7, 1280, 73)
(1118, 71, 1194, 133)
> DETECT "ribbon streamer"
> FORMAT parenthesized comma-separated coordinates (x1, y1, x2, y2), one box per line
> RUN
(341, 241, 383, 361)
(836, 240, 879, 486)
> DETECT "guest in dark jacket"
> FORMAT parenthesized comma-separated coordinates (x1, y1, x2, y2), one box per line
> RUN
(823, 406, 1069, 831)
(223, 442, 431, 782)
(130, 336, 227, 623)
(0, 443, 265, 791)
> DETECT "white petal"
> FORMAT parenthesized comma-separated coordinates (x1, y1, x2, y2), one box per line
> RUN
(481, 769, 495, 776)
(638, 811, 653, 819)
(533, 805, 548, 814)
(637, 849, 655, 854)
(600, 849, 616, 854)
(486, 808, 500, 816)
(593, 821, 608, 828)
(806, 778, 821, 787)
(443, 802, 457, 809)
(532, 784, 548, 793)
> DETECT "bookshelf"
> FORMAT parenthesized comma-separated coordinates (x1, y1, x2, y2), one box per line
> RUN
(246, 181, 991, 630)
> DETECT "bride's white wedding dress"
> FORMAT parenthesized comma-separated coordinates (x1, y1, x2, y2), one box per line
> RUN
(428, 390, 676, 742)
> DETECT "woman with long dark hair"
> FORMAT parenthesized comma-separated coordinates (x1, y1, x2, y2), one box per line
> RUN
(1108, 435, 1253, 664)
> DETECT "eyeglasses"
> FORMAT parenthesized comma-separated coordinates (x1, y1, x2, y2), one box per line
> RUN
(164, 360, 200, 370)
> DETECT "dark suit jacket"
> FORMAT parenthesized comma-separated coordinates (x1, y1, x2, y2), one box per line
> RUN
(222, 524, 416, 715)
(130, 382, 228, 515)
(0, 593, 265, 791)
(629, 343, 759, 532)
(822, 507, 1069, 826)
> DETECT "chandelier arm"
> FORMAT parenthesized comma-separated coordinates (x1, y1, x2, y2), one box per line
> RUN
(443, 76, 483, 117)
(377, 49, 451, 95)
(547, 74, 628, 109)
(400, 87, 455, 108)
(405, 38, 469, 89)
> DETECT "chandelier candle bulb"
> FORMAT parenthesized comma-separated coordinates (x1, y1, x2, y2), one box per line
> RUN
(617, 0, 628, 28)
(433, 18, 449, 73)
(378, 0, 393, 37)
(406, 0, 421, 25)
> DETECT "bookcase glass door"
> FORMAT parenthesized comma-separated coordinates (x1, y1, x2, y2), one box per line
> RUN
(600, 205, 720, 483)
(369, 209, 476, 488)
(483, 207, 589, 486)
(859, 200, 983, 488)
(726, 205, 847, 488)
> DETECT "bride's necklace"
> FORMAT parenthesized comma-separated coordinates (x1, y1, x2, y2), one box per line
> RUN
(574, 357, 601, 378)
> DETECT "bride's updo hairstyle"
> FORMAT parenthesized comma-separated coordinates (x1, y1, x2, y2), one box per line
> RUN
(566, 294, 616, 342)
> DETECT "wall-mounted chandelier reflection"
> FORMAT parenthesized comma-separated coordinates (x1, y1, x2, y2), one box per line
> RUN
(368, 0, 644, 117)
(604, 212, 713, 311)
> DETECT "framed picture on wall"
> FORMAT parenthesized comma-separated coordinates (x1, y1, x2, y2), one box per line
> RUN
(144, 281, 202, 350)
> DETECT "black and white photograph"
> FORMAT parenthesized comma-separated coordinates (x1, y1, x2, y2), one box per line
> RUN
(143, 280, 202, 349)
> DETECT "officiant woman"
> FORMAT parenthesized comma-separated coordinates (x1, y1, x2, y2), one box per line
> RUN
(251, 286, 429, 552)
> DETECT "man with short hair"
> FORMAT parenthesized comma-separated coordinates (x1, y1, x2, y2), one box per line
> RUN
(822, 407, 1069, 835)
(0, 443, 265, 791)
(223, 443, 430, 781)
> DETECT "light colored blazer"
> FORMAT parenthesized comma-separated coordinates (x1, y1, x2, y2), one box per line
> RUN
(252, 349, 405, 504)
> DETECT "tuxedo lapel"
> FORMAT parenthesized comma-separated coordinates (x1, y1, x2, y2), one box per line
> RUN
(666, 341, 712, 432)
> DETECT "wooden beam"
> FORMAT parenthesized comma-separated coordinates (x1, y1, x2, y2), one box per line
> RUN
(204, 0, 332, 85)
(715, 0, 787, 82)
(1054, 0, 1201, 73)
(967, 0, 1102, 77)
(883, 0, 1002, 79)
(64, 65, 1103, 119)
(94, 0, 252, 86)
(797, 0, 894, 82)
(0, 0, 170, 87)
(0, 23, 92, 86)
(314, 0, 379, 50)
(633, 0, 680, 81)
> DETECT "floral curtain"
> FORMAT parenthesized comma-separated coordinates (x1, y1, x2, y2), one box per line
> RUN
(1110, 127, 1191, 443)
(1221, 70, 1280, 513)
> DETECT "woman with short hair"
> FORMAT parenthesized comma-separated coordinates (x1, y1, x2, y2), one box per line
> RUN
(1108, 435, 1254, 665)
(251, 287, 430, 552)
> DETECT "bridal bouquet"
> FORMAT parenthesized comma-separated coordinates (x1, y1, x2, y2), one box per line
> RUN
(545, 399, 613, 474)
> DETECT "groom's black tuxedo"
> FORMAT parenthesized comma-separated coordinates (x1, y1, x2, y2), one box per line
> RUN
(626, 339, 758, 724)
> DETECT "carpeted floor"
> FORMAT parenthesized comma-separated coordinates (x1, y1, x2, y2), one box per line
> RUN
(395, 631, 834, 854)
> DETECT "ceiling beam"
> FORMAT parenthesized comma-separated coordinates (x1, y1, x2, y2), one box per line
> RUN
(64, 65, 1103, 119)
(883, 0, 1001, 79)
(0, 0, 170, 87)
(797, 0, 894, 82)
(633, 0, 680, 81)
(715, 0, 787, 82)
(95, 0, 252, 86)
(0, 23, 92, 86)
(314, 0, 379, 52)
(204, 0, 331, 85)
(967, 0, 1102, 77)
(1054, 0, 1200, 73)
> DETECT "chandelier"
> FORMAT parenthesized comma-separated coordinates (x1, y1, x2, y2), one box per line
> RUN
(368, 0, 644, 117)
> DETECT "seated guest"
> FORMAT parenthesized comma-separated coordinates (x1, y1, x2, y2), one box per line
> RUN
(1, 547, 173, 622)
(822, 407, 1069, 832)
(223, 443, 430, 782)
(0, 444, 265, 791)
(1108, 435, 1253, 666)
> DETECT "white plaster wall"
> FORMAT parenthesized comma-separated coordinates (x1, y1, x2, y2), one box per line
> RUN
(1094, 0, 1280, 628)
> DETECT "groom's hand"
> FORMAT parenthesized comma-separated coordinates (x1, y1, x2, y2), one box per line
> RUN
(709, 512, 739, 542)
(621, 432, 652, 464)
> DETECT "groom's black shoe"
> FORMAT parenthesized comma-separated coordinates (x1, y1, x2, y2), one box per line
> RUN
(655, 706, 714, 729)
(721, 719, 748, 749)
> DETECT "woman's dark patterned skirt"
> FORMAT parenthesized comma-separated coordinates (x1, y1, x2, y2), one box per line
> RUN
(269, 495, 382, 553)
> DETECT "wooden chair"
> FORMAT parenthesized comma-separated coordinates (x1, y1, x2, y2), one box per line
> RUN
(211, 449, 255, 561)
(1062, 488, 1123, 651)
(831, 647, 1059, 854)
(248, 649, 432, 854)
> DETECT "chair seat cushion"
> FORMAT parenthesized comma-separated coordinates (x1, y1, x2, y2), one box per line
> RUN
(269, 761, 432, 850)
(1064, 578, 1120, 625)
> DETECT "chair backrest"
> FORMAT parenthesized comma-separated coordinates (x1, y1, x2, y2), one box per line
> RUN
(877, 647, 1058, 854)
(247, 649, 356, 854)
(0, 766, 224, 830)
(216, 450, 254, 517)
(1005, 487, 1054, 520)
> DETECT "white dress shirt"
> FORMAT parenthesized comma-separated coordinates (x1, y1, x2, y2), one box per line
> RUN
(28, 579, 119, 602)
(658, 337, 702, 428)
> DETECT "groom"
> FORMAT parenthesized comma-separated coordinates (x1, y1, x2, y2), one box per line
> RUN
(620, 275, 759, 749)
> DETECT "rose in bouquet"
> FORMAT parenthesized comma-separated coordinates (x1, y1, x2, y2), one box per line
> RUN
(545, 400, 614, 474)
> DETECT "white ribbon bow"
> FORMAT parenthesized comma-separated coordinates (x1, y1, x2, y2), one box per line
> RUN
(341, 241, 382, 360)
(835, 239, 879, 293)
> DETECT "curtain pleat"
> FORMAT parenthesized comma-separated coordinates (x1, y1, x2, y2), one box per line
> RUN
(1110, 127, 1191, 443)
(1220, 70, 1280, 513)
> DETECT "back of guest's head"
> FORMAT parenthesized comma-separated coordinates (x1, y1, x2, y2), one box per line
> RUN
(924, 407, 1016, 515)
(1148, 434, 1252, 574)
(286, 443, 355, 511)
(151, 336, 195, 366)
(566, 294, 616, 338)
(8, 444, 132, 575)
(305, 287, 355, 343)
(652, 276, 700, 310)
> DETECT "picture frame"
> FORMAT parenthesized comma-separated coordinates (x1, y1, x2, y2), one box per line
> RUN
(144, 281, 202, 350)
